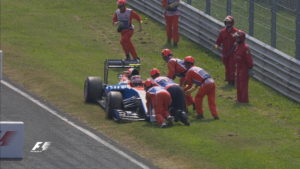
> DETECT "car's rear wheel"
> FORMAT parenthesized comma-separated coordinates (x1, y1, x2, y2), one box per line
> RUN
(84, 76, 103, 103)
(106, 91, 123, 119)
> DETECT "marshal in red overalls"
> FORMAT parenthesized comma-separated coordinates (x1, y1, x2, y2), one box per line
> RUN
(113, 0, 142, 61)
(233, 30, 254, 103)
(215, 16, 238, 85)
(144, 80, 173, 128)
(162, 0, 180, 46)
(183, 56, 219, 120)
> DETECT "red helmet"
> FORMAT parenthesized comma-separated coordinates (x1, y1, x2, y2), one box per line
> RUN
(161, 48, 172, 57)
(161, 48, 173, 62)
(234, 30, 246, 43)
(150, 68, 160, 76)
(184, 56, 195, 64)
(224, 15, 234, 26)
(144, 79, 154, 88)
(117, 0, 126, 6)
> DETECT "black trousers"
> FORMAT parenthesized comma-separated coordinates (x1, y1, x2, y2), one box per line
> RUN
(166, 85, 186, 112)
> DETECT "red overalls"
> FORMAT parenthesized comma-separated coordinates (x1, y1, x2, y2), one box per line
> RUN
(233, 43, 253, 103)
(167, 58, 194, 106)
(162, 0, 180, 44)
(185, 66, 218, 118)
(113, 8, 142, 59)
(216, 27, 238, 83)
(146, 86, 172, 125)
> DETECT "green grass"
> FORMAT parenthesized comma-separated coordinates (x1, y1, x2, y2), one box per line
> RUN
(2, 0, 300, 169)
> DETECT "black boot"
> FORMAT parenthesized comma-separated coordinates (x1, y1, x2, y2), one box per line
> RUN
(125, 54, 130, 60)
(135, 57, 140, 63)
(196, 114, 204, 120)
(181, 113, 190, 126)
(228, 81, 235, 86)
(167, 38, 171, 44)
(192, 103, 196, 111)
(177, 110, 190, 126)
(214, 116, 220, 120)
(166, 115, 174, 127)
(173, 42, 178, 48)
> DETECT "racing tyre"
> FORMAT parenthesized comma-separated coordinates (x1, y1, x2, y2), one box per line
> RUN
(84, 76, 103, 103)
(106, 91, 123, 119)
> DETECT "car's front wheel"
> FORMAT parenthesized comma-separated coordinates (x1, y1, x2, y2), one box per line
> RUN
(105, 91, 123, 119)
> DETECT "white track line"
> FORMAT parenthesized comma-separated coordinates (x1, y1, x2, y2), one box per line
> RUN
(1, 80, 150, 169)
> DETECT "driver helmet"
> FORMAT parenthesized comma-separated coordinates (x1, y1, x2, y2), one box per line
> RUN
(130, 75, 143, 87)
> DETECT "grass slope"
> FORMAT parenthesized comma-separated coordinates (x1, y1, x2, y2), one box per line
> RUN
(1, 0, 300, 169)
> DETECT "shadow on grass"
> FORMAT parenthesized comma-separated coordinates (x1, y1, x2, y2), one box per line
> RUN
(141, 121, 190, 128)
(189, 118, 217, 123)
(142, 121, 158, 128)
(162, 42, 174, 49)
(221, 84, 235, 91)
(83, 101, 98, 105)
(234, 102, 253, 108)
(218, 93, 236, 102)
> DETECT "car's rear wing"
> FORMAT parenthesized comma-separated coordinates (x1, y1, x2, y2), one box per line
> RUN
(104, 59, 140, 84)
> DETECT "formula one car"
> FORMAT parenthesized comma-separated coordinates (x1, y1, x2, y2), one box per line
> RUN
(84, 59, 151, 122)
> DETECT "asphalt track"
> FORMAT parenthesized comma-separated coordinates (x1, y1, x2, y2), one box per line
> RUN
(0, 80, 159, 169)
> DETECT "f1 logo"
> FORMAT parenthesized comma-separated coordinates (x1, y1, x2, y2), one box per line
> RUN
(0, 131, 16, 146)
(31, 142, 51, 153)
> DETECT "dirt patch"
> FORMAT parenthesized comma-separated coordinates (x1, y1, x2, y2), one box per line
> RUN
(88, 24, 122, 54)
(73, 15, 81, 21)
(227, 133, 238, 137)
